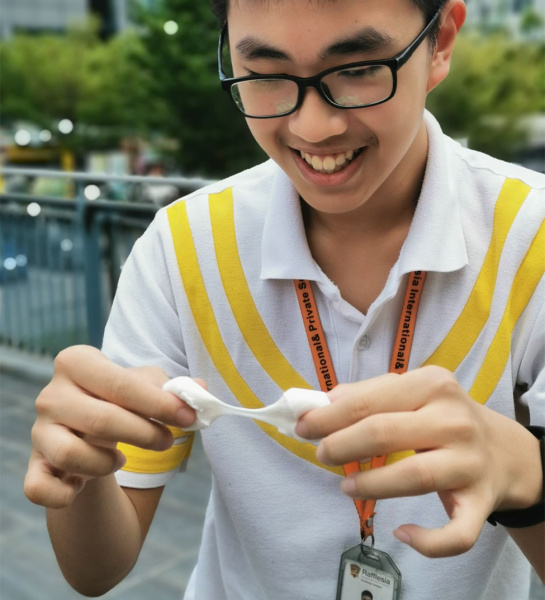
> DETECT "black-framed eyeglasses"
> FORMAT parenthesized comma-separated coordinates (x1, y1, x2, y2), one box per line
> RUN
(218, 9, 441, 119)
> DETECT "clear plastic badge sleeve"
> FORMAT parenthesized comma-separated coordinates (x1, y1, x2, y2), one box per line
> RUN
(336, 544, 402, 600)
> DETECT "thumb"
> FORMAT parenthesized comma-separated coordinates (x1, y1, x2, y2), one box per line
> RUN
(393, 500, 489, 558)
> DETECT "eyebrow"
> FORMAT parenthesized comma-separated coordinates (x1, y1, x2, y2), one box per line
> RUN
(234, 27, 395, 62)
(235, 37, 289, 61)
(321, 28, 395, 60)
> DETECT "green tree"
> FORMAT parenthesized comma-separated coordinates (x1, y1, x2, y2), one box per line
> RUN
(0, 21, 153, 153)
(132, 0, 266, 177)
(520, 8, 545, 36)
(0, 25, 94, 130)
(0, 9, 264, 176)
(3, 8, 542, 175)
(427, 32, 545, 161)
(78, 31, 159, 134)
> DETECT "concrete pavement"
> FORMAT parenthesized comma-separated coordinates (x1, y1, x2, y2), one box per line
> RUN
(0, 347, 211, 599)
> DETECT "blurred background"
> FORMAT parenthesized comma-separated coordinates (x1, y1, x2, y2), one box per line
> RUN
(0, 0, 544, 598)
(1, 0, 544, 354)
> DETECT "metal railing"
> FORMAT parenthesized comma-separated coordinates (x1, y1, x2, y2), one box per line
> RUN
(0, 167, 213, 356)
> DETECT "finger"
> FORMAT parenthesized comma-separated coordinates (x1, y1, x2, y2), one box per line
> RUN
(37, 386, 174, 451)
(393, 499, 489, 558)
(298, 366, 459, 439)
(338, 450, 475, 500)
(33, 423, 126, 477)
(127, 365, 170, 387)
(53, 346, 196, 428)
(24, 450, 85, 509)
(128, 367, 208, 392)
(316, 407, 461, 465)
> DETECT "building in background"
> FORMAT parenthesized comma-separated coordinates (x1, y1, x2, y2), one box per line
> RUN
(466, 0, 545, 34)
(0, 0, 129, 39)
(1, 0, 87, 38)
(3, 0, 542, 40)
(88, 0, 129, 37)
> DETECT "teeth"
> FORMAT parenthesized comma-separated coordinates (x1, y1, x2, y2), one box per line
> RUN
(322, 157, 336, 171)
(300, 149, 359, 173)
(311, 156, 323, 170)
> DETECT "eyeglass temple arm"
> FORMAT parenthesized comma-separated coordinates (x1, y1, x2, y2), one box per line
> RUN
(396, 8, 442, 69)
(218, 23, 228, 80)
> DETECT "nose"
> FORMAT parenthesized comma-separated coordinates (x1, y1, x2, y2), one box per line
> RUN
(288, 87, 348, 142)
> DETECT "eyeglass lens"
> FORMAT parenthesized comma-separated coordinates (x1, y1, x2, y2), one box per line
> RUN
(231, 64, 394, 117)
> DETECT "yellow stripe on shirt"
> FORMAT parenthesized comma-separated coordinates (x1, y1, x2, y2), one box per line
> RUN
(209, 189, 310, 391)
(167, 198, 345, 476)
(423, 178, 531, 372)
(470, 218, 545, 404)
(118, 428, 195, 475)
(207, 190, 412, 468)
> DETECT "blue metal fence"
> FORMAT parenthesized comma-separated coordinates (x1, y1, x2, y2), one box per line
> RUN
(0, 168, 213, 356)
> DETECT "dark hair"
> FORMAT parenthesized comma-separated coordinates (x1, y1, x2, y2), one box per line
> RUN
(210, 0, 449, 47)
(361, 591, 373, 600)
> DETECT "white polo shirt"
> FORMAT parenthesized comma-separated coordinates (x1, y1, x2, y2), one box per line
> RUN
(104, 111, 545, 600)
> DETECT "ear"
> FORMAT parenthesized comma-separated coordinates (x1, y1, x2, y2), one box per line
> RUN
(426, 0, 466, 93)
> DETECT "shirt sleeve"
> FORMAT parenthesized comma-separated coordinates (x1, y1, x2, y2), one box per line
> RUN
(101, 210, 194, 488)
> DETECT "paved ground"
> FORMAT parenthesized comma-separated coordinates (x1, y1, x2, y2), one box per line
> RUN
(0, 349, 211, 600)
(0, 347, 543, 599)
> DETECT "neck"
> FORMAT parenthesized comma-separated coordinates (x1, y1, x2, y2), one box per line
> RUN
(303, 173, 423, 248)
(301, 123, 428, 314)
(303, 187, 418, 240)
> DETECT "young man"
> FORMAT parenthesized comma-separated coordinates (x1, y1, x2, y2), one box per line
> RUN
(25, 1, 544, 599)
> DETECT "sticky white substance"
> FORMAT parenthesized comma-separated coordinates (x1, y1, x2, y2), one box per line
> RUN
(163, 376, 330, 443)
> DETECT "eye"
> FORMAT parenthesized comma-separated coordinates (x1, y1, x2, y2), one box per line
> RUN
(338, 65, 384, 78)
(243, 68, 290, 78)
(246, 78, 285, 89)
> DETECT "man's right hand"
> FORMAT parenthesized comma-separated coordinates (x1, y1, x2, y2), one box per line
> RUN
(24, 345, 196, 509)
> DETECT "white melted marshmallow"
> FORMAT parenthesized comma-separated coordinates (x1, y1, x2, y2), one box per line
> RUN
(163, 376, 330, 443)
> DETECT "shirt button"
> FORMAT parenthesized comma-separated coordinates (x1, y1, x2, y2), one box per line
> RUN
(358, 335, 371, 351)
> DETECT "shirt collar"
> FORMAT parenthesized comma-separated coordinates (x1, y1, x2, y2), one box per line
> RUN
(260, 165, 324, 282)
(260, 110, 468, 282)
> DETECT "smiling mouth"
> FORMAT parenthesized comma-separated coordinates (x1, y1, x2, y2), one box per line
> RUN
(298, 148, 364, 174)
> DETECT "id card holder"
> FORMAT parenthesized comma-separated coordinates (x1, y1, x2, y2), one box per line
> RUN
(336, 543, 401, 600)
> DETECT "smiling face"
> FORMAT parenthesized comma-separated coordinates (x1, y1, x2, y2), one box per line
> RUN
(226, 0, 459, 221)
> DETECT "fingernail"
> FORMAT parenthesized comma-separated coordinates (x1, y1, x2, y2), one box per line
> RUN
(316, 443, 330, 465)
(341, 476, 357, 496)
(295, 420, 310, 439)
(394, 529, 412, 546)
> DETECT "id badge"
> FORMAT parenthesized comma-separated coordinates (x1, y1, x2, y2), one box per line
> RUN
(336, 543, 401, 600)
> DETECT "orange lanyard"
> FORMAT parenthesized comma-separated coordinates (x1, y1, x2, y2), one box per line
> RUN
(295, 271, 427, 542)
